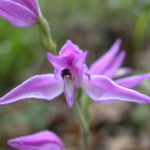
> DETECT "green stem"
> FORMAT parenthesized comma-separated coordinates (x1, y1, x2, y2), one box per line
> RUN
(73, 102, 88, 150)
(37, 15, 56, 55)
(81, 95, 90, 125)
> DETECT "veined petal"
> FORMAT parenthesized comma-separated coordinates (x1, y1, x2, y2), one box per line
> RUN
(64, 77, 76, 107)
(103, 50, 126, 78)
(0, 0, 38, 27)
(89, 38, 121, 75)
(81, 75, 150, 103)
(115, 73, 150, 88)
(0, 74, 63, 105)
(7, 131, 64, 150)
(114, 67, 132, 78)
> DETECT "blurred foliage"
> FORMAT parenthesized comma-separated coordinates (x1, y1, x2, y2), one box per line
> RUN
(131, 104, 150, 129)
(0, 20, 42, 91)
(0, 0, 150, 149)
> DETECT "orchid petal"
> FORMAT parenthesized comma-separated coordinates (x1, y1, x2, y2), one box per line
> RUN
(83, 64, 91, 80)
(114, 67, 132, 78)
(64, 78, 76, 107)
(103, 50, 126, 78)
(0, 0, 38, 27)
(75, 70, 83, 87)
(7, 131, 64, 150)
(47, 52, 67, 71)
(47, 52, 68, 79)
(72, 51, 88, 70)
(72, 51, 90, 80)
(115, 73, 150, 88)
(59, 40, 82, 57)
(82, 75, 150, 103)
(89, 38, 122, 75)
(0, 74, 63, 105)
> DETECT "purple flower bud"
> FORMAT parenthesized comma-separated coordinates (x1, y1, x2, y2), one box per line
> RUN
(0, 0, 39, 27)
(7, 131, 64, 150)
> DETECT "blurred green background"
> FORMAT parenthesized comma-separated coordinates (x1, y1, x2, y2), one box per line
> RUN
(1, 0, 150, 149)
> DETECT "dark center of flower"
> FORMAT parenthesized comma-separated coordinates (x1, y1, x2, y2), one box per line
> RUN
(61, 69, 72, 80)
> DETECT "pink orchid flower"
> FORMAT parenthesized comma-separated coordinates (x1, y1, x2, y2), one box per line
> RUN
(0, 39, 150, 107)
(0, 0, 39, 27)
(7, 131, 64, 150)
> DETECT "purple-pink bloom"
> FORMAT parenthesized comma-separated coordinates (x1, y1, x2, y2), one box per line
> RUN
(7, 130, 64, 150)
(0, 39, 150, 107)
(0, 0, 39, 27)
(46, 41, 90, 107)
